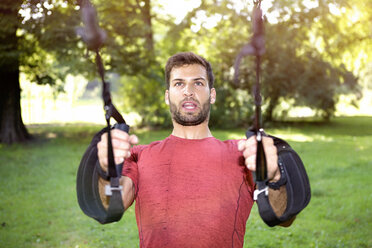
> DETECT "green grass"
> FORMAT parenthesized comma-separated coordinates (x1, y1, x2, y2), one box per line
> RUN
(0, 117, 371, 247)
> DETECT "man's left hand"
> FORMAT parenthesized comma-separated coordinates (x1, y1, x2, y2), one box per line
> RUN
(238, 136, 280, 182)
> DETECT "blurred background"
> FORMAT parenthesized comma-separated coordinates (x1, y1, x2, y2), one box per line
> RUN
(0, 0, 371, 143)
(0, 0, 371, 247)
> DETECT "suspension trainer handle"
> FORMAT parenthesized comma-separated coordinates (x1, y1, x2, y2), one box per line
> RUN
(234, 0, 267, 182)
(77, 0, 129, 179)
(235, 0, 312, 227)
(76, 0, 129, 224)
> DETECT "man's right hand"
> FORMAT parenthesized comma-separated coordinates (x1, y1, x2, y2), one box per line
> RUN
(97, 129, 139, 171)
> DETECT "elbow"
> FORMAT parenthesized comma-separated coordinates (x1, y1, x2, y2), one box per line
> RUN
(279, 216, 296, 227)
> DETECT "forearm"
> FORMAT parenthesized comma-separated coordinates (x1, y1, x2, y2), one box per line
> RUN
(98, 176, 135, 211)
(268, 186, 286, 217)
(265, 135, 308, 227)
(268, 186, 295, 227)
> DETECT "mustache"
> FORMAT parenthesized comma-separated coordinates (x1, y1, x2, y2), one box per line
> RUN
(181, 97, 200, 105)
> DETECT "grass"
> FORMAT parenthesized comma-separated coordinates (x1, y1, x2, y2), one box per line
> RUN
(0, 117, 371, 248)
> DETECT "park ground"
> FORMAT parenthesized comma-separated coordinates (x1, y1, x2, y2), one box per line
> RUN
(0, 116, 371, 247)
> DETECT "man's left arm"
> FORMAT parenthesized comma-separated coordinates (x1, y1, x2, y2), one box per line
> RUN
(238, 136, 295, 227)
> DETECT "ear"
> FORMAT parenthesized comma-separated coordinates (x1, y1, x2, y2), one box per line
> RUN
(165, 90, 169, 105)
(210, 88, 216, 104)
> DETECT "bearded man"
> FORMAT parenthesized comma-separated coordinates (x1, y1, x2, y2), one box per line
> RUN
(96, 52, 293, 248)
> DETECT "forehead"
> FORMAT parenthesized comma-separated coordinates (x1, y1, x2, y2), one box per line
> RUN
(170, 64, 207, 81)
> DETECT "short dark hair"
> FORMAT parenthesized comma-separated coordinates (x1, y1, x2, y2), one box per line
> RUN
(165, 52, 214, 89)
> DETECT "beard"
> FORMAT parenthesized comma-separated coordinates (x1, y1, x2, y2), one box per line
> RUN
(169, 97, 211, 126)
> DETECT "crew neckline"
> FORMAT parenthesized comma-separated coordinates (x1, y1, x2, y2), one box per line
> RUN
(169, 134, 215, 142)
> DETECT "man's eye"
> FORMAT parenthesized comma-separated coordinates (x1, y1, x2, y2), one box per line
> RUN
(174, 82, 183, 87)
(195, 81, 204, 86)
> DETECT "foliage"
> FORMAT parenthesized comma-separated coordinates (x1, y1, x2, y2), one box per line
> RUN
(119, 72, 171, 127)
(0, 0, 31, 144)
(1, 117, 372, 247)
(18, 0, 84, 88)
(258, 0, 364, 120)
(80, 0, 167, 127)
(46, 0, 364, 128)
(3, 0, 370, 133)
(94, 0, 155, 74)
(147, 0, 366, 127)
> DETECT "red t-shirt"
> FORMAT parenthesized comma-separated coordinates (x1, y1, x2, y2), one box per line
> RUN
(123, 135, 255, 248)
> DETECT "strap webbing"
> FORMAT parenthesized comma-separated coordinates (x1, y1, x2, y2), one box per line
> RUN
(255, 181, 281, 227)
(76, 0, 128, 224)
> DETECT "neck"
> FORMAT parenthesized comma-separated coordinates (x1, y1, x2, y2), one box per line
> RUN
(171, 120, 213, 139)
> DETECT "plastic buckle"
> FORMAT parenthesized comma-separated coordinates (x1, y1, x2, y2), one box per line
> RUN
(105, 185, 123, 196)
(253, 186, 268, 200)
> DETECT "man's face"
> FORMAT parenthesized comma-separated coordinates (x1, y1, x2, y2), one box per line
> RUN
(165, 64, 216, 126)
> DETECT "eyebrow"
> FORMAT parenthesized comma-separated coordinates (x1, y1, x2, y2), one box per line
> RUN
(171, 77, 207, 82)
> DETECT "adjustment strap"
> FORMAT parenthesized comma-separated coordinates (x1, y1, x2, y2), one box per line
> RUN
(96, 101, 126, 223)
(95, 114, 125, 223)
(110, 104, 125, 124)
(100, 176, 124, 223)
(255, 180, 282, 227)
(105, 102, 125, 124)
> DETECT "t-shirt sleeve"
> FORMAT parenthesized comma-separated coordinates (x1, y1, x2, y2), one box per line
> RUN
(122, 145, 142, 194)
(230, 139, 255, 197)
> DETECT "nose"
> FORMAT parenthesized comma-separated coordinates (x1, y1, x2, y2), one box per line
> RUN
(183, 84, 194, 97)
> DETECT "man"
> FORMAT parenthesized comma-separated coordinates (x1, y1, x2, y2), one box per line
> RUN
(97, 52, 290, 247)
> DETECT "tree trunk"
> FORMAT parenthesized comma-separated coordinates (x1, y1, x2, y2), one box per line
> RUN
(142, 0, 154, 54)
(0, 0, 31, 144)
(265, 95, 279, 122)
(0, 69, 31, 144)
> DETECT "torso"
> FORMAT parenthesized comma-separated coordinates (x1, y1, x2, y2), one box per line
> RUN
(123, 135, 255, 248)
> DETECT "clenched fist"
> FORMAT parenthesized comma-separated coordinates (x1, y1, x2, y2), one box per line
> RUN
(97, 129, 139, 172)
(237, 136, 280, 182)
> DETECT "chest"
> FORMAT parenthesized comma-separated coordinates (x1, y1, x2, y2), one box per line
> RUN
(133, 140, 254, 240)
(137, 141, 247, 199)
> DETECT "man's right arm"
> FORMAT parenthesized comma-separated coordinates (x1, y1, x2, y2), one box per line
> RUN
(98, 176, 135, 211)
(97, 129, 139, 211)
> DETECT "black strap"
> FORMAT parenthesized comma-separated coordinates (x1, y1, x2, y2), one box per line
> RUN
(76, 123, 130, 224)
(252, 137, 311, 227)
(76, 139, 125, 224)
(76, 0, 129, 224)
(255, 181, 281, 227)
(104, 177, 125, 223)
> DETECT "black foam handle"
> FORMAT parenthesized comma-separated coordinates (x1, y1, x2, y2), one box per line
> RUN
(112, 123, 130, 176)
(255, 134, 267, 181)
(113, 123, 130, 133)
(245, 129, 268, 183)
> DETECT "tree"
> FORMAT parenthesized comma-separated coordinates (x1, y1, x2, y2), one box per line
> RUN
(2, 0, 369, 141)
(95, 0, 167, 127)
(0, 0, 30, 144)
(161, 0, 364, 125)
(0, 0, 83, 144)
(71, 0, 169, 127)
(0, 0, 159, 143)
(257, 0, 365, 121)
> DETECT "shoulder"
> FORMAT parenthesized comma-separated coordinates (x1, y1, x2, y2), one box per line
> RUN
(129, 138, 168, 156)
(221, 139, 243, 153)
